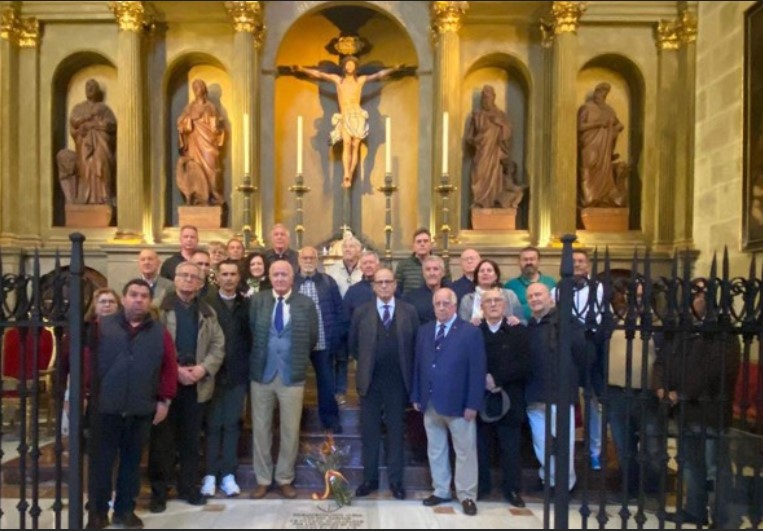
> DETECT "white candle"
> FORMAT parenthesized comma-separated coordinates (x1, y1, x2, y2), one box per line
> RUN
(442, 111, 449, 175)
(297, 115, 303, 175)
(385, 116, 391, 174)
(243, 113, 250, 175)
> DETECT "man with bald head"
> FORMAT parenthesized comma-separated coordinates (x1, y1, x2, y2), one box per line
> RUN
(451, 248, 481, 306)
(138, 249, 173, 303)
(249, 260, 318, 499)
(294, 246, 344, 433)
(412, 287, 486, 516)
(525, 282, 583, 492)
(264, 223, 299, 271)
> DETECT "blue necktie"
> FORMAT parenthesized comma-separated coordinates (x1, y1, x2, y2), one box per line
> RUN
(435, 323, 446, 350)
(382, 304, 392, 329)
(274, 296, 284, 333)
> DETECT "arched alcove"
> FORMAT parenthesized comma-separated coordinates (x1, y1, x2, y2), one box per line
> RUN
(461, 53, 532, 230)
(164, 53, 231, 227)
(51, 52, 117, 227)
(273, 3, 419, 249)
(577, 54, 645, 231)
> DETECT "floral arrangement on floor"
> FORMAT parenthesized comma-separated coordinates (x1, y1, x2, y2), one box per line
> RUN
(304, 433, 352, 510)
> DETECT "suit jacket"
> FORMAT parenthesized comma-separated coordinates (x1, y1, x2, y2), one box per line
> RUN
(248, 289, 318, 384)
(412, 317, 486, 417)
(348, 298, 419, 397)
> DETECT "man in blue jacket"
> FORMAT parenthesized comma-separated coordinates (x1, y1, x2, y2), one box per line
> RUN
(412, 287, 486, 516)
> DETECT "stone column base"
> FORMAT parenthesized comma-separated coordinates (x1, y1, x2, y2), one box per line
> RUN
(580, 207, 629, 232)
(471, 207, 517, 230)
(178, 205, 223, 229)
(65, 204, 114, 228)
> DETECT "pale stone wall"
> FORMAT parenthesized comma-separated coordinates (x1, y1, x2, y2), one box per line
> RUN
(694, 1, 755, 276)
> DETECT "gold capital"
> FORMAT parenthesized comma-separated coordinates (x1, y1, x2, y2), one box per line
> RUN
(225, 1, 265, 45)
(109, 1, 146, 32)
(551, 1, 586, 35)
(1, 7, 20, 45)
(431, 1, 469, 35)
(19, 17, 40, 48)
(679, 9, 697, 44)
(656, 19, 681, 50)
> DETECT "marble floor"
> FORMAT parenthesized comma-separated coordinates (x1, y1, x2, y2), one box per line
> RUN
(0, 497, 703, 529)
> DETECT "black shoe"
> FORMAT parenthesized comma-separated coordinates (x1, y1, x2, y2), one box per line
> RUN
(390, 483, 406, 500)
(664, 511, 709, 526)
(462, 499, 478, 516)
(148, 497, 166, 514)
(355, 481, 378, 497)
(182, 491, 207, 506)
(422, 494, 451, 506)
(112, 511, 144, 529)
(85, 512, 109, 529)
(505, 490, 526, 508)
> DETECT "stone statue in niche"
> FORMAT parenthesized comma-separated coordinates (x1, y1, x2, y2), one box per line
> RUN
(56, 79, 117, 206)
(465, 84, 525, 230)
(577, 82, 629, 208)
(292, 56, 405, 189)
(176, 79, 226, 206)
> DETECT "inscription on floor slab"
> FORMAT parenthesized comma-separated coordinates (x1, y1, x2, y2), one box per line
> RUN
(284, 507, 368, 529)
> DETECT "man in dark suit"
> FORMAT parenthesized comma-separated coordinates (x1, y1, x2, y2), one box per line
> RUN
(249, 260, 318, 499)
(348, 268, 418, 500)
(412, 287, 486, 516)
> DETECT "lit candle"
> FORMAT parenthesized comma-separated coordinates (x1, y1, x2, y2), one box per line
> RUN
(243, 113, 250, 175)
(297, 115, 303, 175)
(442, 111, 449, 175)
(385, 116, 391, 174)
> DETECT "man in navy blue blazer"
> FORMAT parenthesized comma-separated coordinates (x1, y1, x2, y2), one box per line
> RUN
(411, 287, 486, 516)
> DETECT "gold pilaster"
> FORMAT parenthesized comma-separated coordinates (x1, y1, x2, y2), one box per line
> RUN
(0, 7, 18, 237)
(675, 6, 696, 246)
(112, 1, 145, 240)
(227, 1, 264, 240)
(547, 2, 585, 244)
(431, 1, 467, 237)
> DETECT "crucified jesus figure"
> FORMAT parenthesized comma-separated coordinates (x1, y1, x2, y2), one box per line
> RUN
(293, 56, 404, 188)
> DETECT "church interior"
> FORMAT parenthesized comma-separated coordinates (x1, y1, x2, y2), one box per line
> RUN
(1, 0, 762, 529)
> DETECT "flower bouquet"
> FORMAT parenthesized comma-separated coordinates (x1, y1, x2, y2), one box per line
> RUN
(304, 433, 352, 510)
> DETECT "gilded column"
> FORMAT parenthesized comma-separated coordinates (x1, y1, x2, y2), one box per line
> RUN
(111, 1, 146, 240)
(547, 1, 586, 245)
(0, 7, 19, 238)
(225, 1, 264, 240)
(674, 7, 696, 247)
(653, 18, 680, 248)
(16, 16, 41, 241)
(430, 1, 468, 236)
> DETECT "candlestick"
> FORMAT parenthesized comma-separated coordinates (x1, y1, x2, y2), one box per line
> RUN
(442, 111, 449, 175)
(385, 116, 391, 173)
(297, 115, 303, 175)
(243, 113, 250, 175)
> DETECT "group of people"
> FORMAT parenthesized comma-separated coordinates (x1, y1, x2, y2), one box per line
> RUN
(75, 223, 737, 529)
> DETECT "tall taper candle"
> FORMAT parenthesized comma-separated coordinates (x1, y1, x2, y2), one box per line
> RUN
(385, 116, 391, 174)
(297, 115, 303, 175)
(243, 113, 250, 174)
(442, 111, 449, 175)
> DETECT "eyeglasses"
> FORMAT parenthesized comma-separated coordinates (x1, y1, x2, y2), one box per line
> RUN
(483, 297, 504, 305)
(374, 279, 395, 285)
(177, 272, 202, 280)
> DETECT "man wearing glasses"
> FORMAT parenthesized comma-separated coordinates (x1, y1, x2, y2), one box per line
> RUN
(348, 268, 418, 500)
(149, 261, 225, 512)
(412, 288, 486, 516)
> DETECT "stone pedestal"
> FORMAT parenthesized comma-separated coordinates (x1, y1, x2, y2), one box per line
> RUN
(471, 207, 517, 230)
(65, 204, 114, 228)
(580, 207, 629, 232)
(178, 206, 223, 229)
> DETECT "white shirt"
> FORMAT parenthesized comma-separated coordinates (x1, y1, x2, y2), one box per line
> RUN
(376, 298, 396, 322)
(272, 289, 292, 328)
